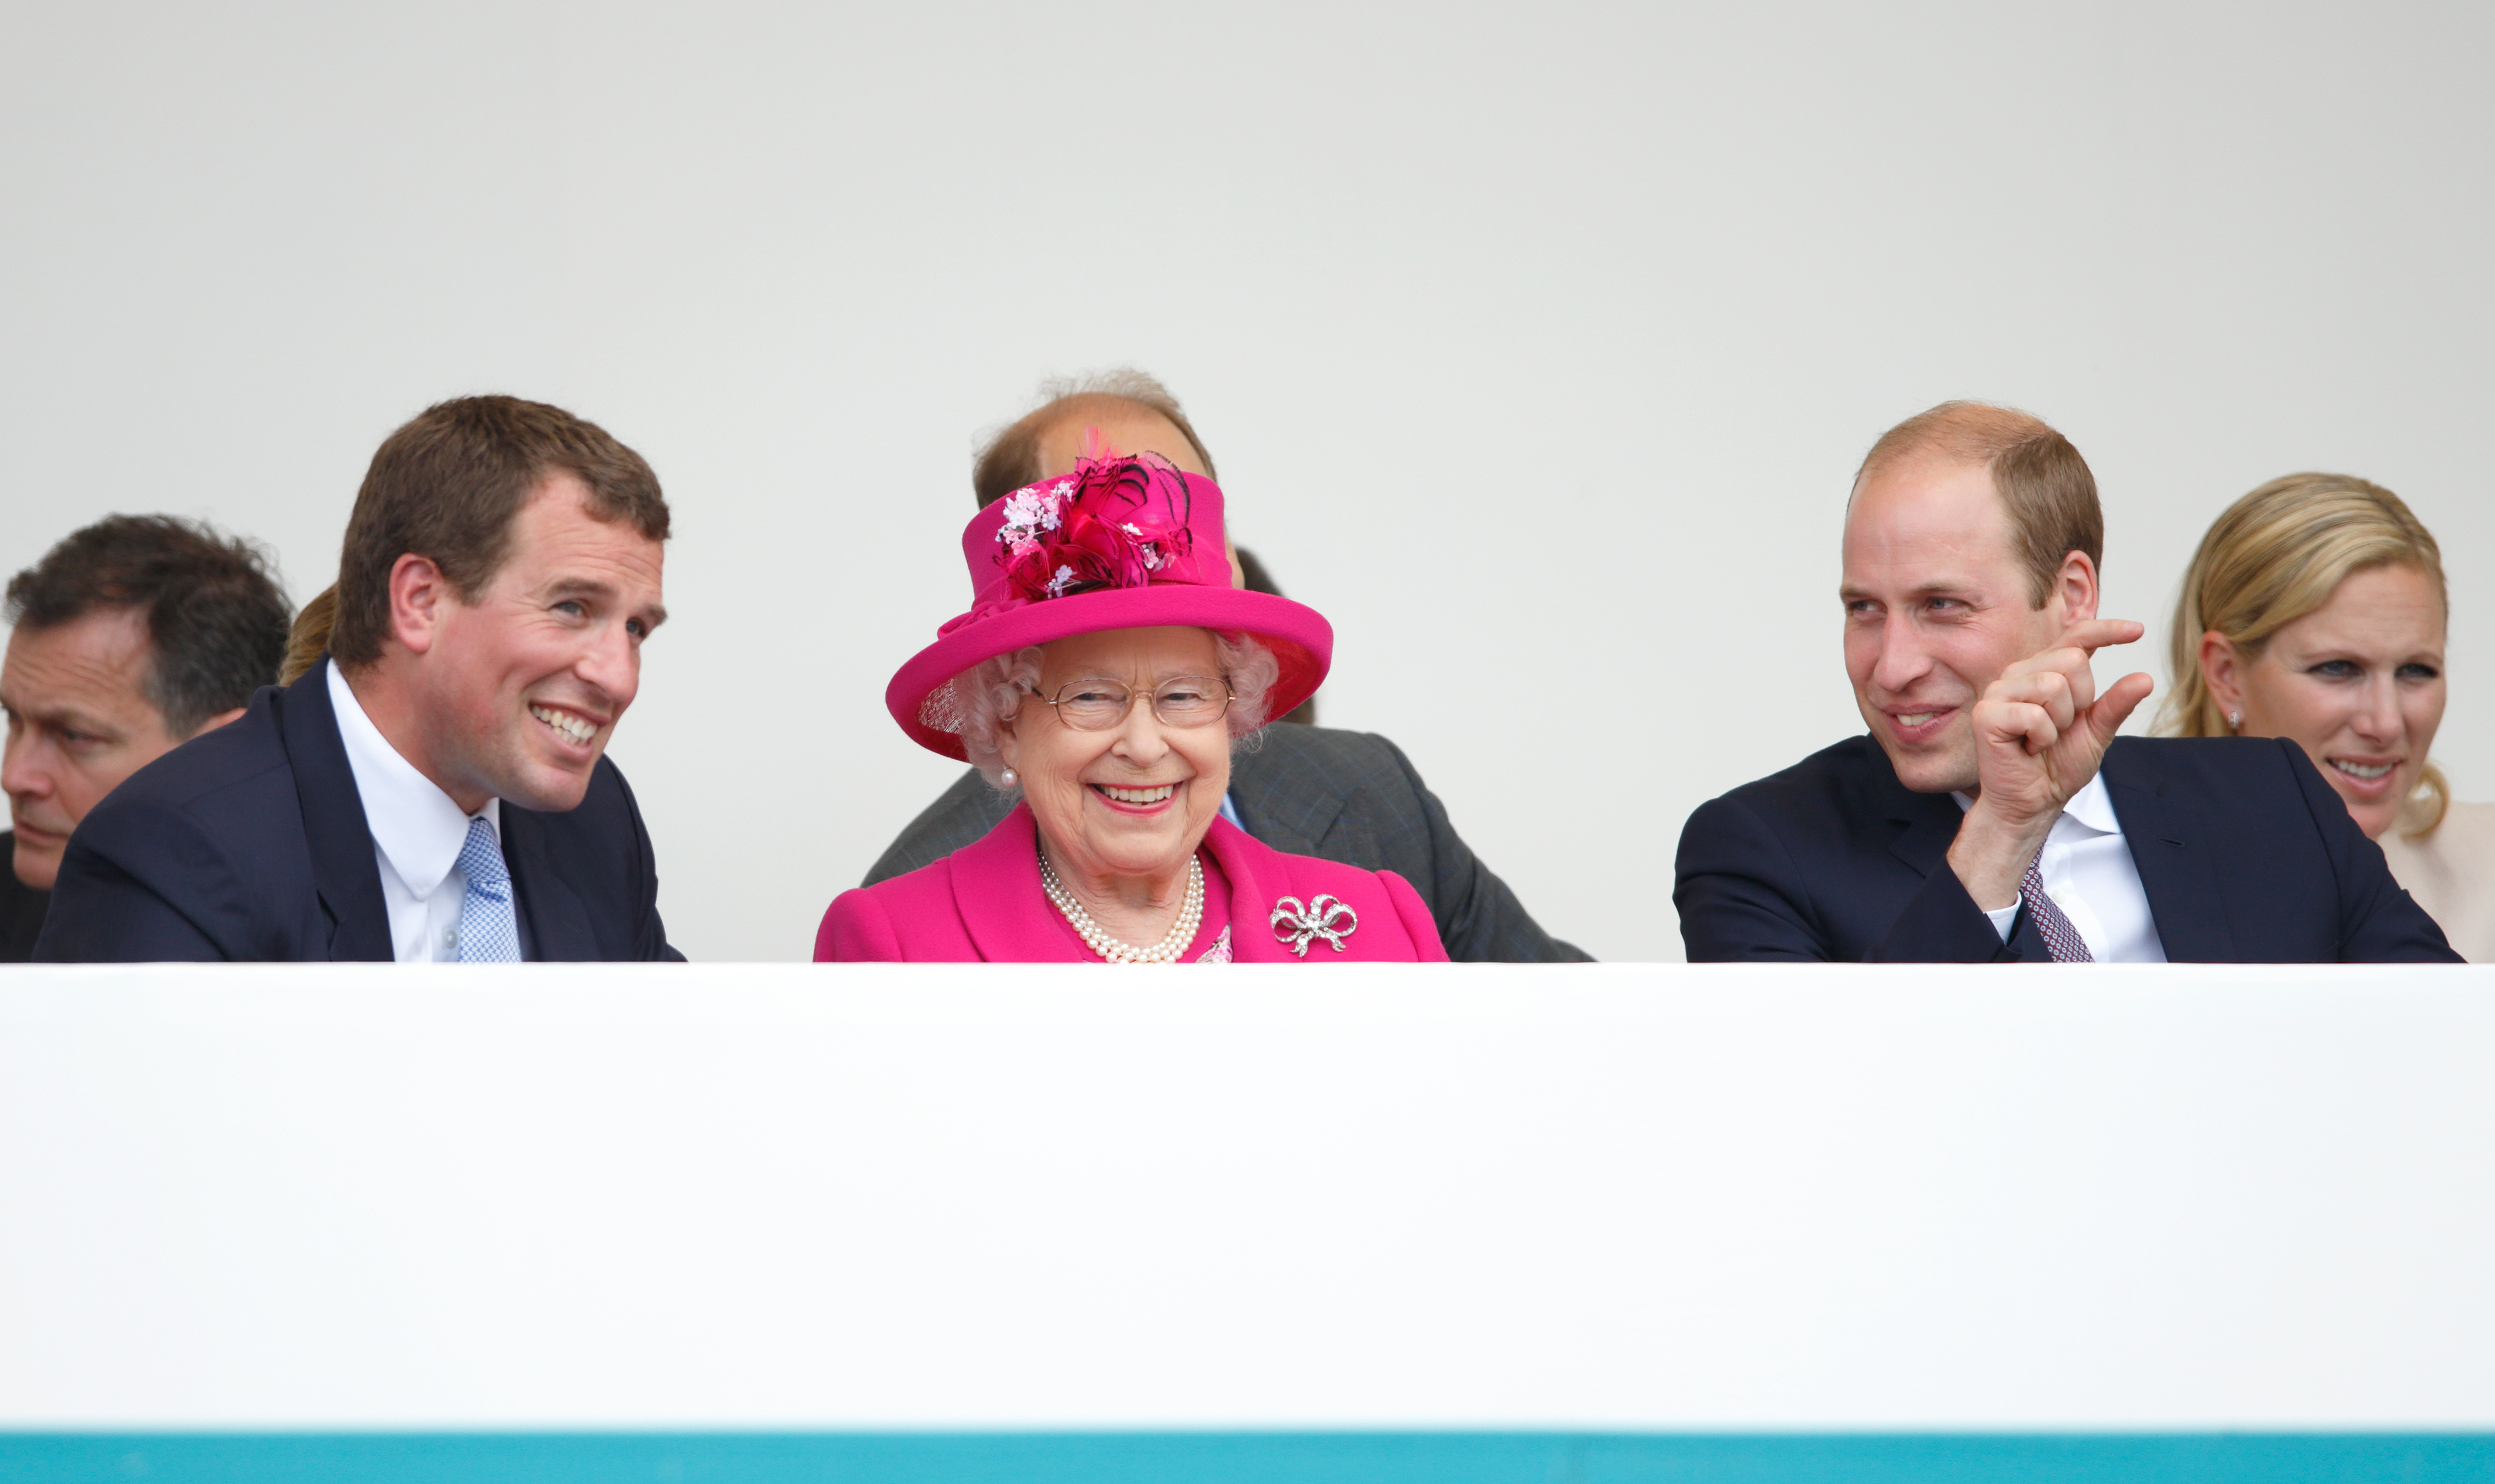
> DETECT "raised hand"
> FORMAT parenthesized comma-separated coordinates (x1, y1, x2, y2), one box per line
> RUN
(1946, 619, 2155, 911)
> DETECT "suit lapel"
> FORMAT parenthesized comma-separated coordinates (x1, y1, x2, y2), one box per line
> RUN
(1226, 730, 1347, 858)
(1201, 817, 1288, 961)
(2100, 740, 2237, 963)
(1863, 738, 2049, 962)
(954, 803, 1086, 962)
(278, 665, 394, 962)
(1885, 809, 1960, 881)
(1863, 745, 1962, 881)
(500, 808, 594, 961)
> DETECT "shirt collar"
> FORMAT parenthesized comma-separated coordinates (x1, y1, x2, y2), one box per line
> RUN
(1949, 772, 2123, 835)
(2059, 771, 2122, 836)
(326, 658, 500, 897)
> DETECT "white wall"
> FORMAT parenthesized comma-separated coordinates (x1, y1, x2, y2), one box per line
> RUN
(9, 964, 2495, 1426)
(3, 2, 2489, 961)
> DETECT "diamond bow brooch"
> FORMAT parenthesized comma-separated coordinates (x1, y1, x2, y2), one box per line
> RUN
(1270, 894, 1359, 957)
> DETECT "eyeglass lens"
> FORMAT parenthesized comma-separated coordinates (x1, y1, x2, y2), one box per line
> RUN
(1049, 676, 1232, 729)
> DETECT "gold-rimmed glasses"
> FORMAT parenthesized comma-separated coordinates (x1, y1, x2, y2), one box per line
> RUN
(1025, 676, 1235, 731)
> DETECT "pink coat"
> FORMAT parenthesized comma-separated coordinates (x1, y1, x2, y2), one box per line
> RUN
(816, 803, 1449, 963)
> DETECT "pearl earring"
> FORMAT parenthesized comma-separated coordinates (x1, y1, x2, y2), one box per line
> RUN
(2228, 711, 2242, 729)
(1001, 768, 1018, 785)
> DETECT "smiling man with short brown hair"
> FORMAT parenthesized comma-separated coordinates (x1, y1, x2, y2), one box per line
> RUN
(35, 396, 682, 963)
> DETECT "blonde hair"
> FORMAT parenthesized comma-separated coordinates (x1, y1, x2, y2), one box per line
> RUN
(278, 584, 337, 685)
(2162, 472, 2450, 837)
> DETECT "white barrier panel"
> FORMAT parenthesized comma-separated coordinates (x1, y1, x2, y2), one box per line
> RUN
(1, 962, 2490, 1430)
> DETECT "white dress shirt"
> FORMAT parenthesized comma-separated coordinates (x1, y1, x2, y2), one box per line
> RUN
(326, 660, 505, 962)
(1962, 773, 2168, 963)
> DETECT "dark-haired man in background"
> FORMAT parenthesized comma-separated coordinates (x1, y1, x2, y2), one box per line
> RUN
(37, 395, 681, 962)
(1674, 400, 2452, 963)
(1, 517, 291, 959)
(868, 370, 1587, 962)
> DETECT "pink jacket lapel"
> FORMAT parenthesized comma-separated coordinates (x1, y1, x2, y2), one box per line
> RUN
(956, 810, 1410, 964)
(1205, 816, 1361, 962)
(947, 803, 1088, 964)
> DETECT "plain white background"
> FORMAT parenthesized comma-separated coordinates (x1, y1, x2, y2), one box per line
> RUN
(3, 3, 2488, 961)
(6, 964, 2493, 1426)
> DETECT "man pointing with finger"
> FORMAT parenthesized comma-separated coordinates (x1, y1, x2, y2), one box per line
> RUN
(1675, 401, 2454, 962)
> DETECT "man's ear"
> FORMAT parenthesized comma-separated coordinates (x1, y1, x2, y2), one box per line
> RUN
(2054, 550, 2102, 625)
(387, 554, 452, 658)
(2200, 631, 2247, 721)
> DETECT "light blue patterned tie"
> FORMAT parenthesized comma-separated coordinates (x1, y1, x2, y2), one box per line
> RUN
(455, 815, 523, 963)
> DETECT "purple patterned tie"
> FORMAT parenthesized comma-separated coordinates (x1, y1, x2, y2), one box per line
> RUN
(2022, 852, 2094, 963)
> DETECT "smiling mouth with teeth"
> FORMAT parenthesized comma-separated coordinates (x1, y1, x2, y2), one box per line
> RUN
(1094, 783, 1177, 805)
(2331, 759, 2396, 781)
(530, 704, 599, 746)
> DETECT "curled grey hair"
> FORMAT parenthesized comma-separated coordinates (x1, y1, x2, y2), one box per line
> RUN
(947, 632, 1283, 788)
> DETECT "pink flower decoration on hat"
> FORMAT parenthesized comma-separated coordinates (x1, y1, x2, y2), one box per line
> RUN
(994, 455, 1195, 603)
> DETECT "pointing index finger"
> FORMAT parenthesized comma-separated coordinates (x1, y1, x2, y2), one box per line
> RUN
(2052, 618, 2146, 655)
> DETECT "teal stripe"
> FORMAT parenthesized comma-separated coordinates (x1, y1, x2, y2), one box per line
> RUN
(5, 1434, 2494, 1483)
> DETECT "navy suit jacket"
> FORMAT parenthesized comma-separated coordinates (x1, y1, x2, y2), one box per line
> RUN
(1674, 734, 2457, 963)
(0, 835, 48, 963)
(33, 665, 680, 962)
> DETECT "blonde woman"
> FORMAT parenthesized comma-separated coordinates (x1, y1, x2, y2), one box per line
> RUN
(2168, 473, 2492, 959)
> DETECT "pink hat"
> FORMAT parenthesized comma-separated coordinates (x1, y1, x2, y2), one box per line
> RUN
(888, 455, 1334, 759)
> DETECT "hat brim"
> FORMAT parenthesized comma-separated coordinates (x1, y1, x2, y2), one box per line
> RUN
(886, 586, 1334, 760)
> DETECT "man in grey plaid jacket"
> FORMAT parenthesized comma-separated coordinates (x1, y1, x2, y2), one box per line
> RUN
(864, 372, 1589, 963)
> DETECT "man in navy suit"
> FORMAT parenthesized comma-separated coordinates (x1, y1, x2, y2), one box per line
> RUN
(36, 396, 680, 962)
(2, 516, 291, 958)
(1675, 401, 2453, 963)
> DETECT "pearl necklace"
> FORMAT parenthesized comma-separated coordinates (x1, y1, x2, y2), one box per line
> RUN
(1039, 843, 1205, 965)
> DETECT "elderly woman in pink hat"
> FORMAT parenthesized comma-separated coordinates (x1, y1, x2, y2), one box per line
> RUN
(816, 455, 1447, 964)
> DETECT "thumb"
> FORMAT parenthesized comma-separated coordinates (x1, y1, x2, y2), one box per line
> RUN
(2086, 671, 2156, 745)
